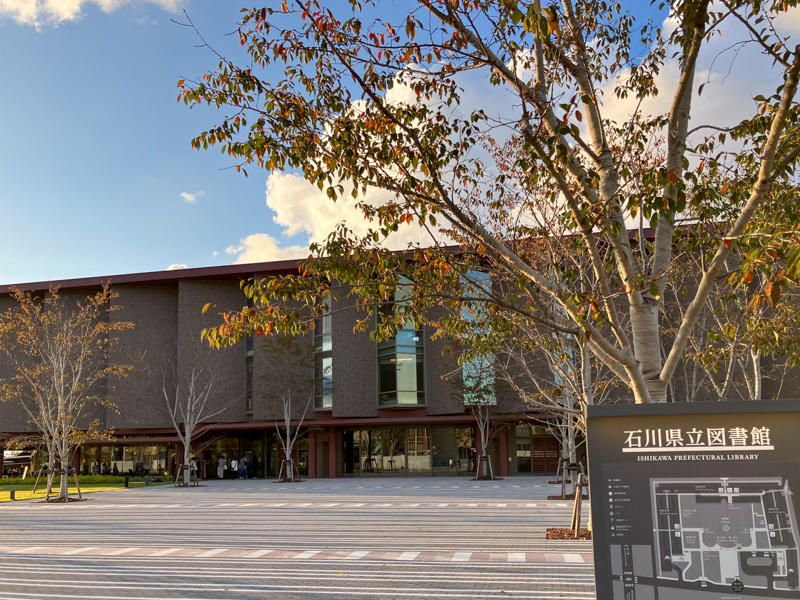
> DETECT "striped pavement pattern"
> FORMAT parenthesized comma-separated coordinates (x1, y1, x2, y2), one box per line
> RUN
(0, 545, 590, 563)
(0, 476, 595, 599)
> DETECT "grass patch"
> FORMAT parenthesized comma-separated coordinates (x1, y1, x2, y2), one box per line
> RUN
(0, 477, 171, 502)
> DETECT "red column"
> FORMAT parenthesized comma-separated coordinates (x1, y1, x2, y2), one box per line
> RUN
(307, 430, 317, 479)
(498, 427, 509, 477)
(328, 429, 338, 478)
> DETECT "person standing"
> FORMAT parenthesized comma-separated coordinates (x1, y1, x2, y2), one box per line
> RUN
(217, 456, 226, 479)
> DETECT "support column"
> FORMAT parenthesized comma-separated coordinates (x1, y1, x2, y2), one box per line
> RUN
(328, 429, 338, 478)
(307, 430, 317, 479)
(498, 427, 509, 477)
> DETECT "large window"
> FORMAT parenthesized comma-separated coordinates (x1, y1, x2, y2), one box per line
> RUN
(342, 426, 475, 475)
(377, 277, 425, 406)
(314, 299, 333, 409)
(462, 270, 495, 406)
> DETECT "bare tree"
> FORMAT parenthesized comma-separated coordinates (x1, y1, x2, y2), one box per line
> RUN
(256, 331, 316, 482)
(275, 392, 312, 482)
(162, 366, 225, 486)
(0, 285, 132, 501)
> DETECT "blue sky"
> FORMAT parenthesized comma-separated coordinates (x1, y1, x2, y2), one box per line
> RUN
(0, 1, 298, 284)
(1, 1, 794, 286)
(0, 0, 673, 286)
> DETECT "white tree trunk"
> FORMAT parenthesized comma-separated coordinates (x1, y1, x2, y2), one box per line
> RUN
(183, 443, 191, 486)
(751, 350, 762, 401)
(630, 301, 665, 403)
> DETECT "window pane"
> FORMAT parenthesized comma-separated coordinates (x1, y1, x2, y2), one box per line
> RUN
(378, 354, 397, 394)
(395, 352, 417, 394)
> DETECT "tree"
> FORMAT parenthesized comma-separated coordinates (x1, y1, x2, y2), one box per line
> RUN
(162, 363, 224, 486)
(0, 285, 132, 501)
(185, 1, 800, 405)
(275, 391, 312, 481)
(663, 194, 800, 402)
(257, 332, 316, 481)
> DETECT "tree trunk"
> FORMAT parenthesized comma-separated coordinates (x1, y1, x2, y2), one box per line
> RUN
(59, 468, 68, 500)
(751, 350, 762, 401)
(45, 455, 55, 500)
(183, 443, 191, 486)
(630, 301, 665, 403)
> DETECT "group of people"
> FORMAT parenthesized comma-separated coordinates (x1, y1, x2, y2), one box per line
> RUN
(216, 455, 249, 479)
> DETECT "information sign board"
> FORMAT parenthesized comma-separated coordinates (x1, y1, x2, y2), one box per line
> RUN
(586, 400, 800, 600)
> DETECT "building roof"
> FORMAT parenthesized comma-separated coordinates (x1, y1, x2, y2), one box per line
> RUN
(0, 259, 305, 294)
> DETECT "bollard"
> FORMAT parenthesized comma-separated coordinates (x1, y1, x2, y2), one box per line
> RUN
(145, 476, 149, 486)
(124, 476, 129, 488)
(9, 490, 15, 500)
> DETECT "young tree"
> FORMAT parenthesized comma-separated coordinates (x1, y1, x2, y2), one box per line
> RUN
(275, 391, 312, 481)
(162, 364, 225, 486)
(257, 332, 316, 481)
(0, 285, 132, 501)
(185, 1, 800, 405)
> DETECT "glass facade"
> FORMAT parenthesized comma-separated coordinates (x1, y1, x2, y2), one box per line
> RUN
(342, 426, 475, 475)
(462, 269, 495, 406)
(378, 330, 424, 406)
(377, 277, 425, 406)
(80, 445, 169, 476)
(314, 299, 333, 409)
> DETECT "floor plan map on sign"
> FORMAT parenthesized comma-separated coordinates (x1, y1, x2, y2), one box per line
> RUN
(651, 476, 800, 596)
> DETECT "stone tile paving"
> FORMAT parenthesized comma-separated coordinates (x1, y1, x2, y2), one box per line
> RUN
(0, 476, 595, 599)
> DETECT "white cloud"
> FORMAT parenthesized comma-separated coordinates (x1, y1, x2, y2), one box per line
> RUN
(225, 169, 447, 265)
(596, 9, 796, 144)
(265, 171, 441, 249)
(179, 190, 203, 204)
(212, 250, 220, 257)
(166, 263, 187, 270)
(225, 233, 308, 264)
(774, 5, 800, 34)
(0, 0, 182, 27)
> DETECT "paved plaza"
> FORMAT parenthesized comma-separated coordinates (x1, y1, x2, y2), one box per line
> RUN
(0, 476, 594, 599)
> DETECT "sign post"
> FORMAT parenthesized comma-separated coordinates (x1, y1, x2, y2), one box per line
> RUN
(586, 400, 800, 600)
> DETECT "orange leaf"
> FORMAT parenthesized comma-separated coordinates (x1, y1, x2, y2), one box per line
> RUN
(177, 79, 185, 88)
(723, 239, 732, 248)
